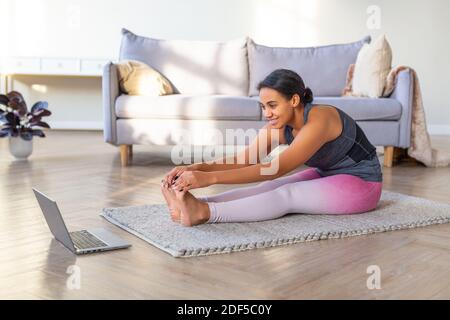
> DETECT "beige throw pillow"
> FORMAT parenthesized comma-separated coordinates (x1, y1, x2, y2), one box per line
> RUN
(116, 60, 173, 96)
(351, 34, 392, 98)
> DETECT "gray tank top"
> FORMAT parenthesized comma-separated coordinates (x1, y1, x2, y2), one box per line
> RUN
(284, 103, 382, 182)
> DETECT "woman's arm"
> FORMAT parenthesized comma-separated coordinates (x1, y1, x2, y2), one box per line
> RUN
(189, 123, 279, 172)
(211, 116, 331, 185)
(188, 156, 247, 172)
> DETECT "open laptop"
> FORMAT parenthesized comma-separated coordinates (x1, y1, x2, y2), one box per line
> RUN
(32, 188, 131, 255)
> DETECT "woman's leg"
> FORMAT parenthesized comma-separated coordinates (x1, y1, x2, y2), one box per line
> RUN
(206, 174, 383, 223)
(197, 167, 321, 202)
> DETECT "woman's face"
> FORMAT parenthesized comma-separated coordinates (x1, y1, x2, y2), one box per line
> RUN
(259, 87, 300, 128)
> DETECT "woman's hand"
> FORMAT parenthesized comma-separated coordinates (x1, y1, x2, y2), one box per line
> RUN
(163, 164, 202, 187)
(163, 165, 190, 188)
(171, 171, 216, 192)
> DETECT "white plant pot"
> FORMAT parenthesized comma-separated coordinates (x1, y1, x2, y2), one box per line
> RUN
(9, 137, 33, 160)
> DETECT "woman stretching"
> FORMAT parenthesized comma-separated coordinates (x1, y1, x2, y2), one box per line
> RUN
(160, 69, 383, 227)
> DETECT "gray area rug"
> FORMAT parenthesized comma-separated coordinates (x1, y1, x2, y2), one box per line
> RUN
(100, 190, 450, 258)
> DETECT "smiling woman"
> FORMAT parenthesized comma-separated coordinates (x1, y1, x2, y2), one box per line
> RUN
(161, 69, 383, 227)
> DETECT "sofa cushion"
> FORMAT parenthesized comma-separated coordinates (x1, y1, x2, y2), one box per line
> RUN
(248, 36, 371, 97)
(119, 28, 249, 96)
(250, 96, 402, 121)
(115, 94, 261, 120)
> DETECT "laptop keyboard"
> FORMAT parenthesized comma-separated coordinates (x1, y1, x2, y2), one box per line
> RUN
(70, 230, 108, 249)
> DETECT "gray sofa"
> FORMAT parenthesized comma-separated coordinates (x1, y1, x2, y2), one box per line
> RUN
(103, 29, 412, 167)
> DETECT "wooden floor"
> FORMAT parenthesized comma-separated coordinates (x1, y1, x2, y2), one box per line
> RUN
(1, 130, 450, 299)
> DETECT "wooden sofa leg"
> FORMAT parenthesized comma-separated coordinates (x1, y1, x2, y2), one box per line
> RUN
(384, 146, 413, 167)
(120, 145, 132, 167)
(129, 145, 133, 161)
(383, 146, 394, 167)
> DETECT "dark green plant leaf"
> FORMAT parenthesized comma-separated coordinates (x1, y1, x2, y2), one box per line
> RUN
(0, 127, 11, 137)
(20, 130, 33, 141)
(7, 91, 25, 103)
(32, 109, 51, 117)
(32, 129, 45, 138)
(0, 95, 9, 106)
(7, 91, 27, 116)
(29, 115, 42, 123)
(5, 113, 19, 126)
(30, 101, 48, 113)
(31, 121, 50, 128)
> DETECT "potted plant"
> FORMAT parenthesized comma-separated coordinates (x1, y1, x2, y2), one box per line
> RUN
(0, 91, 51, 160)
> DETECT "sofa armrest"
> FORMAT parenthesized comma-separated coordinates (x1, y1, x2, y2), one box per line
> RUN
(388, 69, 413, 148)
(102, 62, 120, 145)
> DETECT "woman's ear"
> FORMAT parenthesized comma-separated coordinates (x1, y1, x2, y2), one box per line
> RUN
(291, 93, 301, 107)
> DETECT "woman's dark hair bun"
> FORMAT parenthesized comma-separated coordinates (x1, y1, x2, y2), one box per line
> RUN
(302, 87, 313, 104)
(257, 69, 314, 106)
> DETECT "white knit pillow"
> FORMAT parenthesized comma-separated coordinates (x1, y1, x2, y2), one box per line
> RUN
(351, 34, 392, 98)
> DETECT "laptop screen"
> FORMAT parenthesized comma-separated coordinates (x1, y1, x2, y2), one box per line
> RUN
(32, 188, 76, 252)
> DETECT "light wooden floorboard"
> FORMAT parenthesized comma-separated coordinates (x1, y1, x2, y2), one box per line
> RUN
(0, 131, 449, 299)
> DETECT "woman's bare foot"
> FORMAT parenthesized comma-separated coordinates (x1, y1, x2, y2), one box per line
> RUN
(160, 182, 181, 222)
(173, 189, 211, 227)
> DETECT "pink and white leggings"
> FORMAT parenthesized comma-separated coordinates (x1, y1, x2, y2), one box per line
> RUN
(197, 168, 382, 223)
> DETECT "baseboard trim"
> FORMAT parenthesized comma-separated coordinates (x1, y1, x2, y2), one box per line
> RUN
(48, 121, 103, 130)
(428, 125, 450, 135)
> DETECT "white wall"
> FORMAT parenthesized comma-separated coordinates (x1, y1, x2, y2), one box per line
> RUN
(1, 0, 449, 133)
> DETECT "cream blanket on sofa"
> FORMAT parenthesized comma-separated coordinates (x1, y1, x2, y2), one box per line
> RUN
(343, 65, 450, 167)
